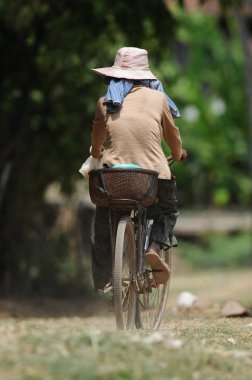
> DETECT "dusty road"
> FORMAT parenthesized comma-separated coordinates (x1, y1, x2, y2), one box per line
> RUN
(1, 265, 252, 380)
(1, 263, 251, 329)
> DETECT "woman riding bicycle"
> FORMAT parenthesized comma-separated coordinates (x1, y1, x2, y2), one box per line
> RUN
(90, 47, 187, 293)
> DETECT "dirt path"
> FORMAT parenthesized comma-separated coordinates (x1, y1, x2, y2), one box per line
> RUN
(1, 267, 252, 380)
(1, 266, 251, 328)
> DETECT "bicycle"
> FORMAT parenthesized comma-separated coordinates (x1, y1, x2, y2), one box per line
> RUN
(89, 157, 175, 330)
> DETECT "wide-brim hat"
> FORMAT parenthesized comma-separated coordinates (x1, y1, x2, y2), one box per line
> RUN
(92, 47, 157, 80)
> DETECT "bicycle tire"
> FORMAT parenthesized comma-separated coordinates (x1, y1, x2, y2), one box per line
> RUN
(135, 249, 171, 330)
(113, 216, 136, 330)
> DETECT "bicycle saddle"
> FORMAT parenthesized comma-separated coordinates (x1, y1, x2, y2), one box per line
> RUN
(112, 164, 142, 169)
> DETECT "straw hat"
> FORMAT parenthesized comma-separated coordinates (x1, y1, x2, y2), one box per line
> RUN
(92, 47, 157, 80)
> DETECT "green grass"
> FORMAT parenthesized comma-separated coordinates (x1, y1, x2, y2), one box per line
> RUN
(178, 233, 252, 268)
(0, 270, 252, 380)
(0, 318, 252, 380)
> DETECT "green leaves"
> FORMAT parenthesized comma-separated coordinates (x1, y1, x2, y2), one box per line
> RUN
(0, 0, 251, 295)
(164, 9, 250, 207)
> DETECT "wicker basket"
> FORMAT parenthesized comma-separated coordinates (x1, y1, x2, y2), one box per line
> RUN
(89, 168, 158, 208)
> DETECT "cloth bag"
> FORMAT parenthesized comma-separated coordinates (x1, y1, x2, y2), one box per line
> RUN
(79, 156, 103, 180)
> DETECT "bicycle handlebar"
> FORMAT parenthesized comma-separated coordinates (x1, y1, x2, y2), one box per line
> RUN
(167, 150, 187, 166)
(167, 156, 174, 166)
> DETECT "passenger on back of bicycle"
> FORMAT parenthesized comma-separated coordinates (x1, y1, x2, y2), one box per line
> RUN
(90, 47, 187, 292)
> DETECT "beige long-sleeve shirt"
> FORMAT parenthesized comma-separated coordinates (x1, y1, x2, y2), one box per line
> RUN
(91, 86, 182, 179)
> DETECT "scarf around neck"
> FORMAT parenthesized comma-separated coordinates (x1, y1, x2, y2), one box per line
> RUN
(104, 78, 180, 118)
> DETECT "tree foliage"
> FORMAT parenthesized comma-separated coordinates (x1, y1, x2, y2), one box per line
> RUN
(0, 0, 251, 294)
(0, 0, 174, 294)
(166, 8, 251, 207)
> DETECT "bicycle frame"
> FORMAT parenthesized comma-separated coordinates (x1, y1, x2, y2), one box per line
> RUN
(107, 152, 174, 270)
(108, 199, 148, 273)
(101, 155, 175, 328)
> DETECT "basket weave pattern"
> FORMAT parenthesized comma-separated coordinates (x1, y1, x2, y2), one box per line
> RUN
(89, 168, 158, 208)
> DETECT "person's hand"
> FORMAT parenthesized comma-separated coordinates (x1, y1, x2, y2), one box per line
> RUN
(180, 149, 187, 161)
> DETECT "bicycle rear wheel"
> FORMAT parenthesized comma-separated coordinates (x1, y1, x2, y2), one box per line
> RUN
(113, 216, 136, 330)
(135, 249, 171, 330)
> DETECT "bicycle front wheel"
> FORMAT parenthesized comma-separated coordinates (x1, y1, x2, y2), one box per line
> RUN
(135, 249, 171, 330)
(113, 216, 136, 330)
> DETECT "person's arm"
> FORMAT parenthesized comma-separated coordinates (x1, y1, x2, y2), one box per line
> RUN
(161, 98, 183, 161)
(90, 98, 106, 158)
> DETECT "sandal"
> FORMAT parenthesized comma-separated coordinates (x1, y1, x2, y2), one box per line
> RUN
(145, 249, 170, 284)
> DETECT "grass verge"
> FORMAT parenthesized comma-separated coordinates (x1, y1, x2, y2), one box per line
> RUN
(178, 232, 252, 268)
(0, 269, 251, 380)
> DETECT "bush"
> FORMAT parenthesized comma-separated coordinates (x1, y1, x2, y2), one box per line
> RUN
(179, 232, 252, 268)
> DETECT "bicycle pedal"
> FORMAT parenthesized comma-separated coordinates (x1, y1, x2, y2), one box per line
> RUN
(103, 285, 113, 293)
(98, 283, 113, 301)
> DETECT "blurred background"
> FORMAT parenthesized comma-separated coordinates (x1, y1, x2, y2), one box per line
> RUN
(0, 0, 251, 298)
